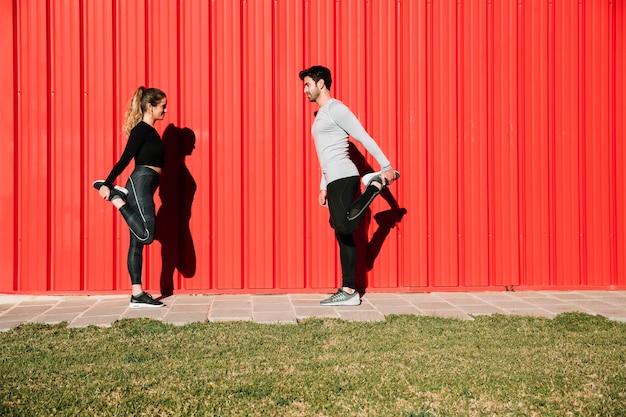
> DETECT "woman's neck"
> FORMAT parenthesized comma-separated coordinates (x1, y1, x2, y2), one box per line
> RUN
(142, 115, 155, 126)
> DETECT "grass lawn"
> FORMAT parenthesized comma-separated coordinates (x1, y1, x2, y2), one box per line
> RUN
(1, 313, 625, 416)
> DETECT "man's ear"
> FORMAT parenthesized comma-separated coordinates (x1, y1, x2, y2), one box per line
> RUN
(317, 79, 325, 90)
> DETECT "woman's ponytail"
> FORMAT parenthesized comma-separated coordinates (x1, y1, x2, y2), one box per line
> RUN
(122, 86, 146, 136)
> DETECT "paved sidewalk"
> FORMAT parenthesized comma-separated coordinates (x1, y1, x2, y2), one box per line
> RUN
(1, 290, 625, 331)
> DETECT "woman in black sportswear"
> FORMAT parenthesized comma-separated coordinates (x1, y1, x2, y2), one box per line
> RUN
(93, 86, 167, 308)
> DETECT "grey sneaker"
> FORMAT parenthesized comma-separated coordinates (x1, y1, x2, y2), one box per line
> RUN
(320, 288, 361, 306)
(361, 170, 401, 188)
(129, 292, 164, 308)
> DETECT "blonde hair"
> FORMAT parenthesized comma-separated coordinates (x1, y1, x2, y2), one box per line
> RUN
(122, 86, 167, 136)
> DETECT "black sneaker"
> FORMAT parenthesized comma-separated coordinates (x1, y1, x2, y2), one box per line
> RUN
(92, 180, 128, 201)
(129, 292, 164, 308)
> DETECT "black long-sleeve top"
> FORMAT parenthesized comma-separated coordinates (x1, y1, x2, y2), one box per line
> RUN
(103, 121, 165, 189)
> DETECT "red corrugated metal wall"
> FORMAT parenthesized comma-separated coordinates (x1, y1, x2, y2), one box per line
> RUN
(1, 0, 625, 294)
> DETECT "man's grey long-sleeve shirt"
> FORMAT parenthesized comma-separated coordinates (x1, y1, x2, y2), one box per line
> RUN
(311, 98, 391, 190)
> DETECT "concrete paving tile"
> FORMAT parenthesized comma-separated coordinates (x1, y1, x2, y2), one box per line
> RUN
(214, 294, 253, 300)
(291, 299, 327, 307)
(435, 292, 480, 299)
(397, 294, 440, 304)
(337, 310, 385, 322)
(532, 304, 593, 314)
(338, 303, 377, 312)
(288, 294, 327, 300)
(0, 304, 13, 313)
(94, 299, 132, 308)
(0, 315, 31, 328)
(252, 311, 297, 324)
(455, 305, 508, 315)
(31, 312, 81, 324)
(481, 300, 539, 309)
(570, 301, 617, 309)
(0, 321, 26, 332)
(0, 313, 43, 322)
(363, 297, 411, 307)
(163, 311, 208, 325)
(601, 297, 626, 306)
(294, 307, 340, 319)
(510, 291, 553, 298)
(500, 308, 556, 318)
(507, 296, 555, 305)
(15, 300, 59, 307)
(375, 305, 421, 316)
(212, 299, 251, 309)
(546, 292, 597, 301)
(408, 301, 454, 310)
(167, 305, 210, 314)
(170, 295, 215, 305)
(80, 306, 127, 317)
(47, 305, 99, 314)
(209, 308, 252, 322)
(361, 293, 403, 300)
(588, 309, 626, 319)
(122, 309, 168, 319)
(252, 295, 291, 303)
(6, 305, 52, 315)
(54, 299, 97, 307)
(252, 303, 293, 313)
(68, 316, 118, 328)
(421, 309, 473, 320)
(471, 292, 517, 299)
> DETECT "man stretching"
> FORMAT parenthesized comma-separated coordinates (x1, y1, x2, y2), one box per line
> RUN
(299, 65, 400, 306)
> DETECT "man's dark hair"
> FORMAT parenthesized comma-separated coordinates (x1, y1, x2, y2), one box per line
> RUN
(299, 65, 332, 90)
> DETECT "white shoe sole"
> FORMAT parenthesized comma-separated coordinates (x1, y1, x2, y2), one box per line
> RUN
(129, 303, 164, 308)
(361, 170, 401, 187)
(92, 180, 129, 196)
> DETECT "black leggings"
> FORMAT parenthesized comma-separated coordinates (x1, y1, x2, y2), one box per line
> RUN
(326, 176, 381, 289)
(118, 166, 160, 285)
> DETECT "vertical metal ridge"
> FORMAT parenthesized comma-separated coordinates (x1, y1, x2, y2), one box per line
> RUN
(486, 0, 495, 286)
(517, 0, 527, 287)
(456, 0, 465, 288)
(79, 0, 85, 291)
(578, 0, 587, 286)
(608, 0, 618, 286)
(46, 0, 52, 291)
(270, 0, 277, 289)
(548, 0, 556, 286)
(425, 0, 436, 285)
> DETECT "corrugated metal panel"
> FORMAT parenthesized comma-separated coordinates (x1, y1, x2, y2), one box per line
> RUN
(1, 0, 625, 294)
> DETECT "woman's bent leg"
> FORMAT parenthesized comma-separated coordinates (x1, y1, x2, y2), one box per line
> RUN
(119, 167, 158, 244)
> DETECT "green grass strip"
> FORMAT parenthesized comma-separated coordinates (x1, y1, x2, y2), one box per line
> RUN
(1, 313, 625, 416)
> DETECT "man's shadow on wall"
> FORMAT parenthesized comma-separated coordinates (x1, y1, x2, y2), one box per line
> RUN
(347, 143, 407, 293)
(155, 124, 197, 296)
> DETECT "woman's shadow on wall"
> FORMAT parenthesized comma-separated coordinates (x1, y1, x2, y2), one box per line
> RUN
(155, 124, 197, 296)
(348, 143, 407, 292)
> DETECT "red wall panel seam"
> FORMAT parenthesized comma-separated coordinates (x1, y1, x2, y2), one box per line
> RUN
(578, 0, 588, 286)
(456, 0, 465, 288)
(486, 0, 495, 286)
(548, 0, 557, 286)
(517, 0, 527, 287)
